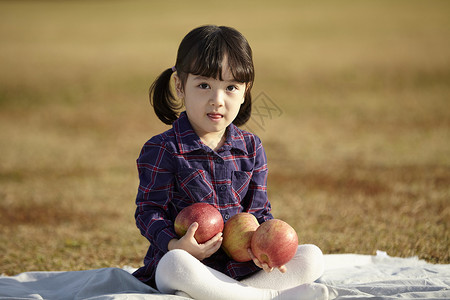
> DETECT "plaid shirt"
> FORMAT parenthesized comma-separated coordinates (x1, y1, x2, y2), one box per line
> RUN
(133, 112, 273, 287)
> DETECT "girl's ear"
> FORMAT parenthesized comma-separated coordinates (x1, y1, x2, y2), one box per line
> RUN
(173, 74, 184, 99)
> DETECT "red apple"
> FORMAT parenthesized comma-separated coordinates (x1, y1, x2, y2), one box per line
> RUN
(222, 212, 260, 262)
(174, 203, 224, 244)
(251, 219, 298, 268)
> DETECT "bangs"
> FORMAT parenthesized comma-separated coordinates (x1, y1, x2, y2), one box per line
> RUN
(177, 26, 254, 84)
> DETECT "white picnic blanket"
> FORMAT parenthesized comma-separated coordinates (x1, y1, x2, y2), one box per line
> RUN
(1, 251, 449, 299)
(320, 251, 450, 299)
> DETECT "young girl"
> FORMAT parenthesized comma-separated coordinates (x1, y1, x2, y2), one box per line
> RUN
(133, 25, 328, 300)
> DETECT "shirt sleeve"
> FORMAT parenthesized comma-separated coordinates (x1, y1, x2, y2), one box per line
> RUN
(134, 138, 178, 253)
(245, 137, 273, 223)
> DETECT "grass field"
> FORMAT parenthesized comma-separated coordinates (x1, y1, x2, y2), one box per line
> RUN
(0, 0, 449, 275)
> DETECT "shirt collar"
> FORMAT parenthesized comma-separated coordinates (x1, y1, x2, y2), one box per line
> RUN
(221, 122, 249, 155)
(173, 111, 248, 155)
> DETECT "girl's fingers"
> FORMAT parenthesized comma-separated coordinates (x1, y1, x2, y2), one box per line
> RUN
(248, 248, 261, 268)
(278, 265, 287, 273)
(202, 232, 223, 247)
(247, 248, 275, 273)
(209, 236, 223, 252)
(196, 233, 222, 259)
(185, 222, 199, 239)
(247, 248, 263, 269)
(261, 263, 273, 273)
(247, 248, 256, 260)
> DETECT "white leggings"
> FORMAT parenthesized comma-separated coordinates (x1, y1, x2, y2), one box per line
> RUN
(155, 244, 327, 300)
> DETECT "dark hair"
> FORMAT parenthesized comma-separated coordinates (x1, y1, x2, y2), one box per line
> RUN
(150, 25, 254, 126)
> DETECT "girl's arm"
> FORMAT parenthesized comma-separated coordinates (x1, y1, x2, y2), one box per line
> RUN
(245, 137, 273, 223)
(244, 137, 288, 273)
(135, 138, 223, 260)
(134, 139, 178, 253)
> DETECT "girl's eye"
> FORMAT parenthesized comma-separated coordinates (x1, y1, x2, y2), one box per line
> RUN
(199, 83, 210, 89)
(226, 85, 238, 92)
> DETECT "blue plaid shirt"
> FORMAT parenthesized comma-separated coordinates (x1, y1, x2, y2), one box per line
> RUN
(133, 112, 273, 287)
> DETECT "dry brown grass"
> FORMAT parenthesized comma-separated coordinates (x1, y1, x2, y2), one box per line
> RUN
(0, 0, 449, 276)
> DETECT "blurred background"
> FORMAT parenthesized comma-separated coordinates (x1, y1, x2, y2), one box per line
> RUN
(0, 0, 449, 275)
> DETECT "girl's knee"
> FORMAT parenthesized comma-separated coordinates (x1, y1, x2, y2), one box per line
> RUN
(159, 249, 193, 268)
(297, 244, 323, 260)
(156, 249, 198, 293)
(293, 244, 325, 281)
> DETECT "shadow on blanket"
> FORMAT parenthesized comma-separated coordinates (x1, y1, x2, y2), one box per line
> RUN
(0, 267, 189, 300)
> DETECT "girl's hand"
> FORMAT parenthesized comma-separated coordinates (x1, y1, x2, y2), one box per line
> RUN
(248, 248, 287, 273)
(168, 222, 223, 261)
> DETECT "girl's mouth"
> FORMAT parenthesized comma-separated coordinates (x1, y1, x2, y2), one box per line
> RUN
(207, 113, 223, 121)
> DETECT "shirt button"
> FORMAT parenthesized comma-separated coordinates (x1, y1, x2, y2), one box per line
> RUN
(215, 157, 224, 164)
(224, 214, 230, 220)
(219, 185, 227, 191)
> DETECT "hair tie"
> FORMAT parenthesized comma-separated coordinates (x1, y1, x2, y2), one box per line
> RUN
(171, 66, 177, 72)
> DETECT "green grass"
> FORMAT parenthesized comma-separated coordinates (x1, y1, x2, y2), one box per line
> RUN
(0, 0, 449, 275)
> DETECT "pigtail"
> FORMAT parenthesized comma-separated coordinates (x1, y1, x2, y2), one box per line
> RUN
(233, 92, 252, 127)
(150, 68, 181, 125)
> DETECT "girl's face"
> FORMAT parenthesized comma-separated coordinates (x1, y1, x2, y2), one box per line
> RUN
(174, 58, 246, 143)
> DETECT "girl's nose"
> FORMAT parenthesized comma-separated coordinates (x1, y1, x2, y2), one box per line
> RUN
(210, 90, 225, 106)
